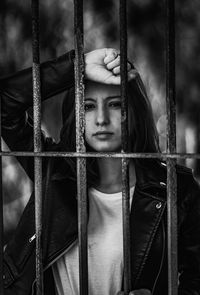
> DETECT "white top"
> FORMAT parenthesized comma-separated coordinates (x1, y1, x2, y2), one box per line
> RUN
(52, 186, 134, 295)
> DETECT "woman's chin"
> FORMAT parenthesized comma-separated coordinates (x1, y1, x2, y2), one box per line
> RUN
(90, 145, 121, 153)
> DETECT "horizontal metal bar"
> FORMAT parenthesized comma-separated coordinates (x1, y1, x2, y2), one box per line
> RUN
(1, 151, 200, 159)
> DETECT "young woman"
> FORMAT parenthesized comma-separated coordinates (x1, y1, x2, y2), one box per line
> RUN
(1, 48, 200, 295)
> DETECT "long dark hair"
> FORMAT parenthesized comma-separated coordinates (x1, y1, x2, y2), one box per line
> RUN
(59, 75, 160, 184)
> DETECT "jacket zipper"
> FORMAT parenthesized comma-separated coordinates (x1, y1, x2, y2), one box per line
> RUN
(151, 220, 165, 294)
(31, 236, 77, 295)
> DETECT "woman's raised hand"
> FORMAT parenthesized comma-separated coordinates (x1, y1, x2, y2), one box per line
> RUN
(84, 48, 137, 85)
(117, 289, 151, 295)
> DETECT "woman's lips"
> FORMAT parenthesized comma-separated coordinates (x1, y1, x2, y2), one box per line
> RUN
(93, 131, 113, 139)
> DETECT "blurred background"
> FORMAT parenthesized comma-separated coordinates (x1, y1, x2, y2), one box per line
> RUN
(1, 0, 200, 242)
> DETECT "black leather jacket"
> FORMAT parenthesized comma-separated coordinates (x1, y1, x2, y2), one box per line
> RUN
(1, 51, 200, 295)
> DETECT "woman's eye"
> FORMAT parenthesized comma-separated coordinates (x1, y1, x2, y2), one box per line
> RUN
(109, 101, 121, 108)
(85, 103, 95, 111)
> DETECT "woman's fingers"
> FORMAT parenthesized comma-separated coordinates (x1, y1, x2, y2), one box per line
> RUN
(106, 55, 120, 70)
(104, 49, 119, 64)
(107, 57, 133, 76)
(112, 66, 120, 75)
(112, 62, 132, 75)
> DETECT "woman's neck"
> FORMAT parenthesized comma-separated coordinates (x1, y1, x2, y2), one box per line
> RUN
(95, 158, 136, 194)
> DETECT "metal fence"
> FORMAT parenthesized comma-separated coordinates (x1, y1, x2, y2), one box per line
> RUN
(0, 0, 187, 294)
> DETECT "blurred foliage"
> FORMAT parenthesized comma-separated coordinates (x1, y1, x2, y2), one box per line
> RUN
(1, 0, 200, 238)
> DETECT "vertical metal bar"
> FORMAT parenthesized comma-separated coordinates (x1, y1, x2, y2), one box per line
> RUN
(0, 98, 4, 294)
(120, 0, 131, 293)
(32, 0, 43, 294)
(74, 1, 88, 295)
(166, 0, 178, 294)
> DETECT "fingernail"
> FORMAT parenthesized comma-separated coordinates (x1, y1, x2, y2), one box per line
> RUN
(113, 51, 118, 58)
(129, 69, 138, 79)
(129, 73, 136, 80)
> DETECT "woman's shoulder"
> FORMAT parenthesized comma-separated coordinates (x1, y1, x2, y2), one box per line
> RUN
(148, 159, 199, 197)
(156, 160, 199, 191)
(154, 160, 200, 206)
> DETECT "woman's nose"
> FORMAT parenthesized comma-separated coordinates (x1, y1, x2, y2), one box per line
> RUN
(96, 106, 109, 126)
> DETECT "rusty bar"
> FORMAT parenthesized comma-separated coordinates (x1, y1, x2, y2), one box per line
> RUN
(74, 0, 88, 294)
(120, 0, 131, 293)
(166, 0, 178, 294)
(32, 0, 43, 294)
(0, 151, 200, 159)
(0, 159, 3, 295)
(166, 159, 177, 295)
(0, 97, 4, 294)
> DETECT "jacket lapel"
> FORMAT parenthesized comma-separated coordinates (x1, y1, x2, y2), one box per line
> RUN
(130, 185, 166, 287)
(43, 175, 78, 267)
(130, 160, 167, 288)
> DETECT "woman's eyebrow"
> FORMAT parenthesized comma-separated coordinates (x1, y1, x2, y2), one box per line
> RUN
(106, 96, 121, 100)
(85, 98, 95, 102)
(84, 96, 121, 101)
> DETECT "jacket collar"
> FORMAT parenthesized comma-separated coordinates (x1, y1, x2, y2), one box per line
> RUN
(51, 158, 168, 195)
(135, 159, 167, 187)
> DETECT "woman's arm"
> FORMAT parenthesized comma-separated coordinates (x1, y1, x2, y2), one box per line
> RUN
(0, 51, 75, 180)
(0, 51, 75, 110)
(0, 48, 127, 179)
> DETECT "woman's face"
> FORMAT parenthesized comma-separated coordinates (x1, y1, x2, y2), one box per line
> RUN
(85, 81, 122, 152)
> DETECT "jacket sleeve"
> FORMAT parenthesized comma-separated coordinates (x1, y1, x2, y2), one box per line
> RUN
(0, 50, 75, 180)
(178, 175, 200, 295)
